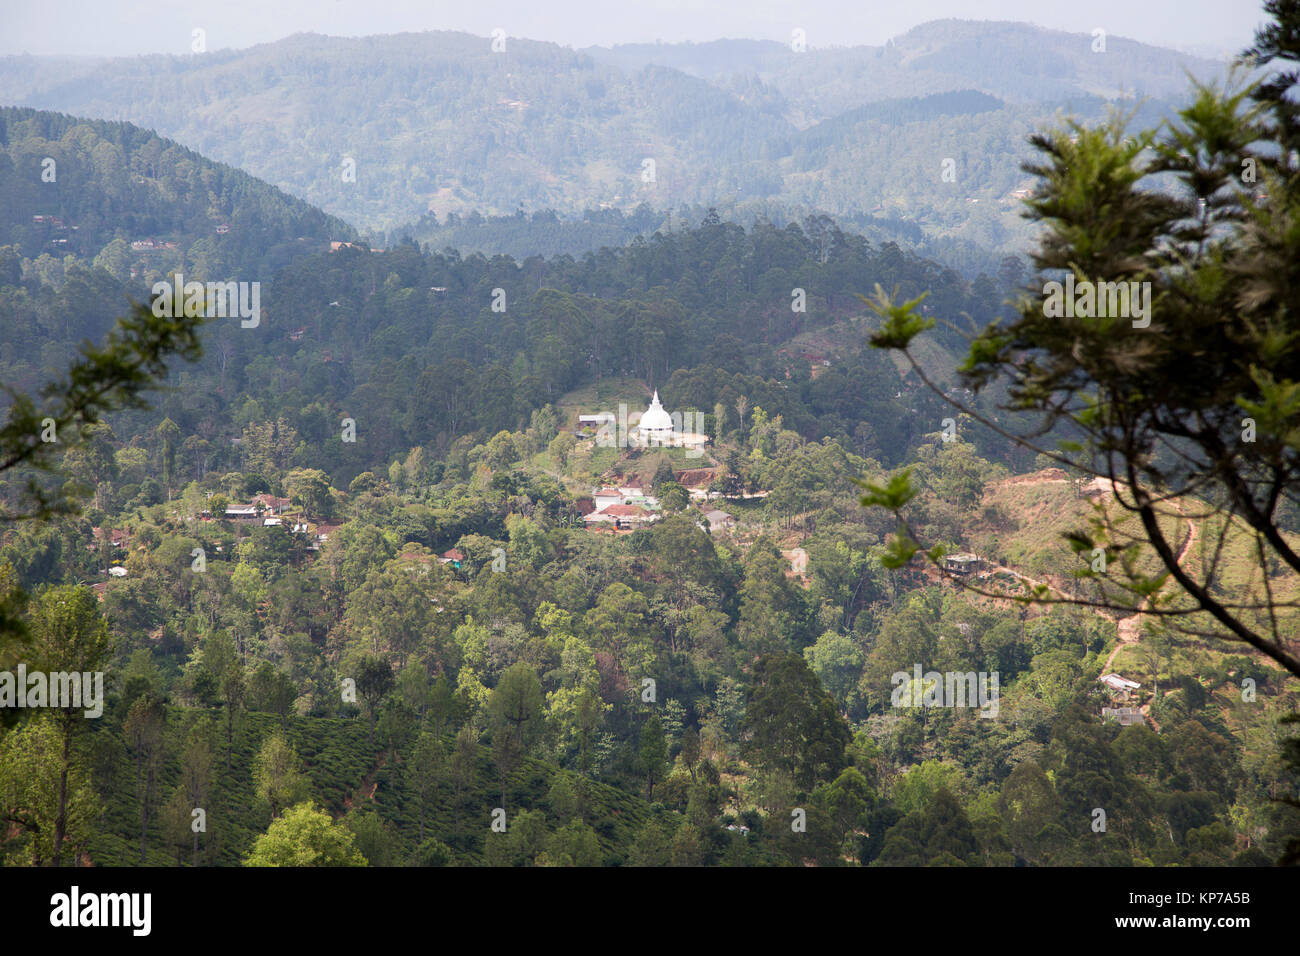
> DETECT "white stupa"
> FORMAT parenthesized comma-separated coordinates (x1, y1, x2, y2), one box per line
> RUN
(637, 391, 675, 443)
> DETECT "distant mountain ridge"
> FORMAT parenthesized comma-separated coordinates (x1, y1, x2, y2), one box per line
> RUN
(0, 21, 1234, 238)
(583, 19, 1230, 111)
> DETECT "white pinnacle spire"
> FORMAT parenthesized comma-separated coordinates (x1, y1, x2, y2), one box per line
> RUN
(640, 389, 673, 435)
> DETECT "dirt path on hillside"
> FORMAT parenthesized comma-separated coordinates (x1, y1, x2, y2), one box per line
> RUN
(991, 471, 1198, 677)
(983, 564, 1070, 598)
(972, 472, 1201, 732)
(1099, 501, 1197, 675)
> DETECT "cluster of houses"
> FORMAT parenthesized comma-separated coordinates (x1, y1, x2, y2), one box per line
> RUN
(207, 493, 292, 522)
(32, 214, 77, 248)
(88, 526, 132, 580)
(570, 389, 759, 535)
(577, 472, 740, 534)
(129, 238, 179, 251)
(581, 475, 662, 530)
(198, 494, 339, 549)
(1098, 673, 1144, 726)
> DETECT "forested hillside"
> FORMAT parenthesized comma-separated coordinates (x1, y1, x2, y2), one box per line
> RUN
(0, 107, 355, 281)
(0, 110, 1296, 865)
(3, 372, 1295, 867)
(0, 113, 1026, 489)
(1, 0, 1298, 873)
(0, 22, 1229, 248)
(586, 20, 1227, 107)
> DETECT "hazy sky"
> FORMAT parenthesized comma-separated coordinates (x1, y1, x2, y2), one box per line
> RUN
(0, 0, 1269, 58)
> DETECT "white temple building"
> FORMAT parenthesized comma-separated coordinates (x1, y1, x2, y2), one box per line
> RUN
(634, 391, 709, 451)
(588, 391, 711, 454)
(636, 391, 675, 443)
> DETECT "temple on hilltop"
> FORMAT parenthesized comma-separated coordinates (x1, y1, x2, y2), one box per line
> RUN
(583, 391, 711, 452)
(631, 389, 711, 451)
(636, 391, 675, 443)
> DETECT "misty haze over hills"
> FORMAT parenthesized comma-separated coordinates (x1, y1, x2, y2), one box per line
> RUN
(0, 20, 1235, 246)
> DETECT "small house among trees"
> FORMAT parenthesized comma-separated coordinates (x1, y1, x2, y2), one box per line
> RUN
(943, 552, 984, 575)
(1101, 706, 1145, 727)
(1099, 673, 1141, 701)
(702, 509, 735, 531)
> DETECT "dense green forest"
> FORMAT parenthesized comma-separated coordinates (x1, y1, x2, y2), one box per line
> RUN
(2, 381, 1295, 866)
(0, 121, 1032, 491)
(0, 107, 355, 280)
(0, 100, 1296, 865)
(1, 4, 1298, 870)
(378, 201, 930, 263)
